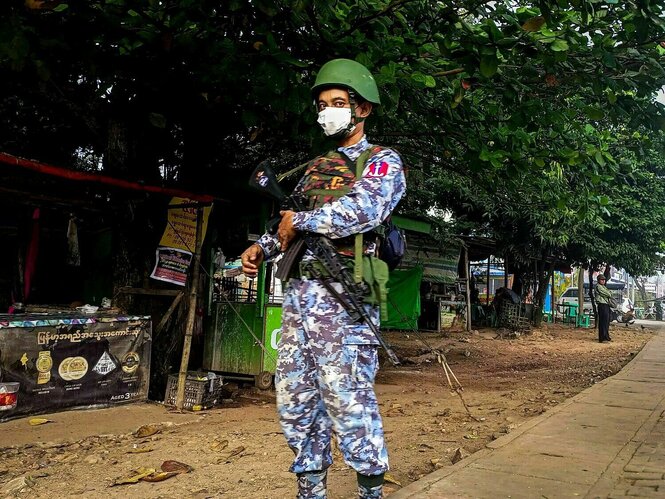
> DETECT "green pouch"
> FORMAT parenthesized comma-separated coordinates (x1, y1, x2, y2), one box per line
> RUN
(362, 256, 390, 321)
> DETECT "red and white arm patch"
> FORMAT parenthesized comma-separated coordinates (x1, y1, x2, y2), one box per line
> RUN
(365, 161, 390, 178)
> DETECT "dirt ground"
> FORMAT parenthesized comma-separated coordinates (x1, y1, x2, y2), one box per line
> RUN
(0, 322, 655, 499)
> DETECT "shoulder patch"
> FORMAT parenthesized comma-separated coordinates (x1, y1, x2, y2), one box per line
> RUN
(365, 160, 390, 178)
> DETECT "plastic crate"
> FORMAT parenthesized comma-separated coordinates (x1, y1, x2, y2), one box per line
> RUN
(164, 372, 224, 410)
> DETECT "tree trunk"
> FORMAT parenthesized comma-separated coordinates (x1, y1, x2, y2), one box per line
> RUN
(105, 117, 146, 311)
(512, 268, 524, 297)
(635, 278, 649, 305)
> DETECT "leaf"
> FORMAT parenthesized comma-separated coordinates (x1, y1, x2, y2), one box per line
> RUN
(551, 40, 569, 52)
(410, 72, 427, 85)
(584, 107, 605, 120)
(161, 460, 193, 474)
(451, 87, 464, 108)
(384, 473, 402, 486)
(148, 113, 166, 129)
(29, 418, 52, 426)
(225, 446, 245, 459)
(53, 3, 68, 12)
(424, 75, 436, 88)
(479, 55, 498, 78)
(134, 424, 161, 438)
(522, 16, 546, 32)
(210, 439, 229, 451)
(141, 471, 178, 482)
(594, 151, 606, 167)
(112, 468, 156, 486)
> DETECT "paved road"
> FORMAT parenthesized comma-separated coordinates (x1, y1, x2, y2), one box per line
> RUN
(391, 321, 665, 499)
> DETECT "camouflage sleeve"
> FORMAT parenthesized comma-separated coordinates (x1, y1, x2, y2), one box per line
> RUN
(254, 175, 308, 258)
(291, 148, 406, 238)
(255, 233, 280, 259)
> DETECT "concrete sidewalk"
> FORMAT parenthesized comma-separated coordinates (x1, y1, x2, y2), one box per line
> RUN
(391, 327, 665, 499)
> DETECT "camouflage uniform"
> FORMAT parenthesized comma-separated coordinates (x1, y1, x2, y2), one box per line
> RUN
(256, 136, 406, 497)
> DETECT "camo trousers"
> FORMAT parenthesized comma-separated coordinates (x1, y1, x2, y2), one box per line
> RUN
(275, 276, 389, 477)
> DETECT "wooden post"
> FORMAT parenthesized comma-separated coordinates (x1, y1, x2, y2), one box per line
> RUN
(464, 246, 471, 331)
(175, 206, 205, 410)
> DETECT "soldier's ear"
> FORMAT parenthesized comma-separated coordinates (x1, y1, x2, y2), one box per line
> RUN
(357, 102, 372, 118)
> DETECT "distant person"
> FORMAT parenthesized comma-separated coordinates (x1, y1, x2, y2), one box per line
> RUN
(595, 275, 612, 342)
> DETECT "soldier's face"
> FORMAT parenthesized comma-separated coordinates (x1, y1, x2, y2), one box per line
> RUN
(317, 88, 351, 111)
(316, 88, 372, 117)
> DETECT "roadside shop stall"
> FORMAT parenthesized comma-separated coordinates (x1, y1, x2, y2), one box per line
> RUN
(0, 151, 215, 416)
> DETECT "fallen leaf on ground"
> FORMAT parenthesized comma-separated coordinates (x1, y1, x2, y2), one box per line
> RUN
(111, 467, 156, 486)
(134, 425, 160, 438)
(210, 439, 229, 451)
(161, 460, 193, 474)
(384, 473, 402, 486)
(141, 471, 178, 482)
(28, 418, 52, 426)
(225, 446, 245, 458)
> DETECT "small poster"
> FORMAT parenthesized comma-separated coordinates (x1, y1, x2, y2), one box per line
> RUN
(159, 197, 211, 252)
(150, 247, 193, 286)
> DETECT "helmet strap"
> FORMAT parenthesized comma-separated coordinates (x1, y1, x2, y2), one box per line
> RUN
(348, 90, 366, 127)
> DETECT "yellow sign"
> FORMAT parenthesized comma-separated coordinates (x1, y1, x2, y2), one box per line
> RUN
(159, 197, 212, 251)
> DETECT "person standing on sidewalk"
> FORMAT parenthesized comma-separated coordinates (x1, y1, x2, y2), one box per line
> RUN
(595, 274, 612, 342)
(241, 58, 406, 498)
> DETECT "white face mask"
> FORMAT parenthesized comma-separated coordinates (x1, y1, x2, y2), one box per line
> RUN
(317, 107, 354, 137)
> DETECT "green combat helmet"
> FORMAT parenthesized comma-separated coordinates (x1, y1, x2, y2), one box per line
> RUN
(311, 59, 381, 105)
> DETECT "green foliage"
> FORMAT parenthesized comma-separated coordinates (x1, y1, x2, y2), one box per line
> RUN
(1, 0, 665, 275)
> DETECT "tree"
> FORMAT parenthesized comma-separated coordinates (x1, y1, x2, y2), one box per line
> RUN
(2, 0, 665, 306)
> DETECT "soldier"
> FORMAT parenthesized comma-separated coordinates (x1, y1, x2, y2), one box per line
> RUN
(241, 58, 406, 498)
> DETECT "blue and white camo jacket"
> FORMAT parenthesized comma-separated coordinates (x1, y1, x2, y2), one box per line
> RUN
(256, 135, 406, 260)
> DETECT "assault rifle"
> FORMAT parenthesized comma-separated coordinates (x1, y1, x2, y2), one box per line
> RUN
(249, 162, 400, 366)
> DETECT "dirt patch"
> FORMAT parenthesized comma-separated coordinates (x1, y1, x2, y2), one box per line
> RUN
(0, 323, 654, 498)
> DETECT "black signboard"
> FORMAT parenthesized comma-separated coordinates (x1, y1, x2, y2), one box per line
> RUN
(0, 314, 151, 422)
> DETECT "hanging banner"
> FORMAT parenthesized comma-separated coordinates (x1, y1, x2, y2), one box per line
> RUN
(0, 314, 151, 422)
(150, 247, 193, 286)
(159, 197, 211, 252)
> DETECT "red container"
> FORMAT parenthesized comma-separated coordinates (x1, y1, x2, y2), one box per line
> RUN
(0, 382, 19, 411)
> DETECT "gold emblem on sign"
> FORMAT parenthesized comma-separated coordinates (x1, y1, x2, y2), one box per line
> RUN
(121, 352, 140, 374)
(36, 351, 53, 385)
(58, 356, 89, 381)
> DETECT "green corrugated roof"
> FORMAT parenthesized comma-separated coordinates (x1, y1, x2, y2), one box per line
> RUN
(392, 215, 431, 234)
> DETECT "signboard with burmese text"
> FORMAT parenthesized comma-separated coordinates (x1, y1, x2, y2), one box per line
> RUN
(0, 314, 151, 421)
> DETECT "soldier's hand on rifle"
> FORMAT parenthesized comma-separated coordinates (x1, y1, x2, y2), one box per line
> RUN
(241, 244, 264, 277)
(278, 210, 297, 251)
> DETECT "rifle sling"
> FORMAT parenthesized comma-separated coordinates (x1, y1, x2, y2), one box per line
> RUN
(354, 148, 373, 284)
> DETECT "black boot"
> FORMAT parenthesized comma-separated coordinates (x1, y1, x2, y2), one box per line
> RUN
(357, 472, 384, 499)
(296, 470, 327, 499)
